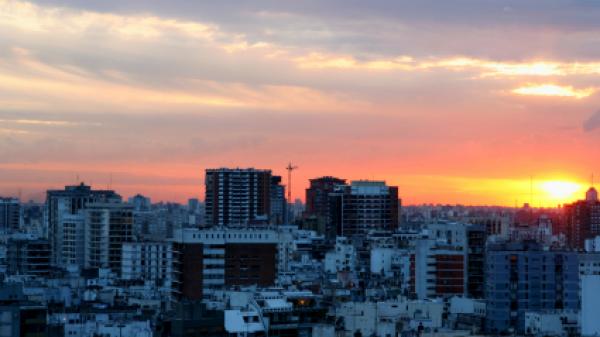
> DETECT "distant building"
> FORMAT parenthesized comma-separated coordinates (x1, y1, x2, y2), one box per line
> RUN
(270, 175, 286, 225)
(128, 194, 151, 211)
(563, 187, 600, 249)
(0, 197, 20, 231)
(121, 241, 172, 288)
(329, 180, 399, 237)
(205, 168, 272, 226)
(6, 237, 50, 277)
(304, 176, 345, 238)
(46, 183, 121, 269)
(84, 202, 134, 275)
(485, 241, 579, 333)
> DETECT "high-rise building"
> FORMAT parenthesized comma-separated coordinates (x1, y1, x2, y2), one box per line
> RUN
(305, 176, 346, 218)
(563, 187, 600, 249)
(171, 228, 279, 301)
(0, 197, 20, 231)
(466, 224, 486, 298)
(46, 183, 121, 269)
(304, 176, 345, 238)
(84, 202, 133, 274)
(485, 241, 579, 334)
(328, 180, 399, 237)
(205, 168, 272, 226)
(270, 175, 286, 225)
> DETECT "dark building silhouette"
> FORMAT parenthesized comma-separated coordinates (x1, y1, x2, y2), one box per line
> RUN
(6, 238, 50, 277)
(563, 187, 600, 249)
(0, 197, 20, 231)
(329, 180, 399, 237)
(466, 224, 486, 298)
(304, 176, 346, 239)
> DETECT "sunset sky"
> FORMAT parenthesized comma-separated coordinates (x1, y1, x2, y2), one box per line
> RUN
(1, 0, 600, 206)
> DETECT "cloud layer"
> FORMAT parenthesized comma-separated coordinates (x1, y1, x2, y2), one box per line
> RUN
(1, 0, 600, 205)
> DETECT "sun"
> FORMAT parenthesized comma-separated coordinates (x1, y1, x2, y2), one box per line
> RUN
(540, 181, 582, 203)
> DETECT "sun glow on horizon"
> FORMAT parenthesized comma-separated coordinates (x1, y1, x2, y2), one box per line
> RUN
(539, 180, 584, 205)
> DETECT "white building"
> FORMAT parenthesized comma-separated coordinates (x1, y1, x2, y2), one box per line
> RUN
(524, 311, 579, 337)
(582, 275, 600, 336)
(336, 298, 444, 337)
(325, 237, 357, 273)
(585, 236, 600, 252)
(449, 296, 486, 316)
(121, 242, 172, 288)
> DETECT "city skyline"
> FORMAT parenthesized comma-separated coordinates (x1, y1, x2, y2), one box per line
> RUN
(1, 168, 595, 208)
(1, 0, 600, 206)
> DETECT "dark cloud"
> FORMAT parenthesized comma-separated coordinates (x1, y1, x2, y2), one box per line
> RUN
(31, 0, 600, 60)
(583, 110, 600, 131)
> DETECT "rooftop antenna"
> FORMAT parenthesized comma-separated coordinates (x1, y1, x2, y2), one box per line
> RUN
(285, 162, 298, 202)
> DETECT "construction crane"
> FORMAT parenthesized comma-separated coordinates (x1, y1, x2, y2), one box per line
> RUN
(285, 162, 298, 203)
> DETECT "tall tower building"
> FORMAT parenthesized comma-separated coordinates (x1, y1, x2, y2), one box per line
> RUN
(304, 176, 345, 239)
(305, 176, 346, 217)
(270, 175, 286, 225)
(84, 202, 133, 274)
(204, 168, 271, 226)
(563, 187, 600, 249)
(46, 183, 121, 269)
(329, 180, 399, 237)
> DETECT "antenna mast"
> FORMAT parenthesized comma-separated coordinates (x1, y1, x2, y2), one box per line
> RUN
(285, 162, 298, 203)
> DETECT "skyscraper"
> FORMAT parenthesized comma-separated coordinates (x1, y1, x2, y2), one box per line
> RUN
(84, 202, 133, 274)
(270, 175, 286, 225)
(204, 168, 271, 226)
(46, 183, 121, 268)
(305, 176, 346, 218)
(328, 180, 399, 237)
(563, 187, 600, 249)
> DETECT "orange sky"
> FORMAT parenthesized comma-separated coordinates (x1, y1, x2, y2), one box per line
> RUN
(0, 0, 599, 206)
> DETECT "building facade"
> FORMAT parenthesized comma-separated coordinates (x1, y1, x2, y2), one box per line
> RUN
(205, 168, 272, 226)
(485, 241, 579, 333)
(329, 180, 399, 237)
(46, 183, 121, 269)
(563, 187, 600, 249)
(0, 198, 20, 232)
(84, 202, 134, 275)
(171, 228, 279, 301)
(121, 241, 172, 288)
